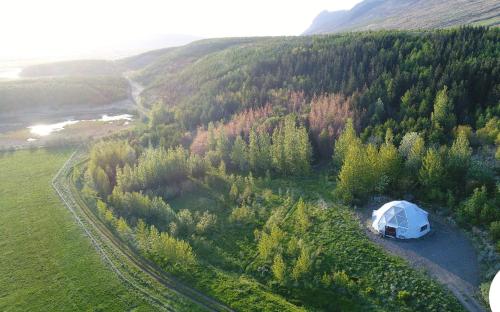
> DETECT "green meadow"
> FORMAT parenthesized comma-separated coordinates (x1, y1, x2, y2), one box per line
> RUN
(0, 148, 153, 311)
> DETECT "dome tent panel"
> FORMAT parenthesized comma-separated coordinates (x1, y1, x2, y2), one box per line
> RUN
(371, 201, 430, 239)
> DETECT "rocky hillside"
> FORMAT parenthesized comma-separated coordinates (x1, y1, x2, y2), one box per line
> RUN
(304, 0, 500, 34)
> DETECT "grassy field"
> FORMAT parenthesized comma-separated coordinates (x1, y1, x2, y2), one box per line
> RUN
(0, 148, 154, 311)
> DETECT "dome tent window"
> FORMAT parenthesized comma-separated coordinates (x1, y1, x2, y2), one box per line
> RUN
(372, 201, 430, 239)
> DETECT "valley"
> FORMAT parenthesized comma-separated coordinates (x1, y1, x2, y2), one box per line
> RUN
(0, 14, 498, 312)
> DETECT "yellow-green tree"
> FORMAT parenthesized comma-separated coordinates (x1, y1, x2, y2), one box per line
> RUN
(419, 148, 445, 200)
(333, 118, 360, 166)
(272, 253, 286, 284)
(292, 247, 311, 281)
(295, 198, 310, 232)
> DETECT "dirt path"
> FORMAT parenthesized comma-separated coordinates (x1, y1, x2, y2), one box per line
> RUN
(359, 202, 486, 312)
(124, 74, 147, 118)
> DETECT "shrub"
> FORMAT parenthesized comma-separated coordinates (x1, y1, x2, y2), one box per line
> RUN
(457, 186, 498, 226)
(490, 221, 500, 240)
(397, 290, 411, 302)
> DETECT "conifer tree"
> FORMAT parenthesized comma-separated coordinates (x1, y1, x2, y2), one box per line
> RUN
(271, 126, 286, 174)
(258, 130, 273, 173)
(431, 86, 456, 143)
(419, 148, 445, 200)
(230, 135, 248, 171)
(207, 122, 217, 151)
(272, 253, 286, 284)
(295, 198, 310, 232)
(216, 127, 230, 162)
(378, 141, 402, 191)
(406, 135, 426, 171)
(333, 118, 360, 166)
(447, 129, 472, 191)
(292, 247, 311, 281)
(249, 129, 259, 172)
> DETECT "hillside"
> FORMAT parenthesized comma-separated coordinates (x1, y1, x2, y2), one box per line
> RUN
(126, 28, 499, 136)
(0, 76, 131, 133)
(0, 76, 128, 115)
(304, 0, 500, 35)
(122, 37, 271, 85)
(21, 59, 121, 78)
(78, 27, 500, 311)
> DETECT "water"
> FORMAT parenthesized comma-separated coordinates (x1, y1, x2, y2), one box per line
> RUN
(27, 114, 133, 137)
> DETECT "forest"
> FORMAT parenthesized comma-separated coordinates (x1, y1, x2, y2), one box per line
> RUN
(76, 27, 499, 311)
(20, 59, 121, 77)
(0, 76, 129, 115)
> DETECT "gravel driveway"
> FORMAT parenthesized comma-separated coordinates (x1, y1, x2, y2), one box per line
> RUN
(359, 203, 486, 312)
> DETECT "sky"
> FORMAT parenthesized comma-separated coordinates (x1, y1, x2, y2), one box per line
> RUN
(0, 0, 361, 62)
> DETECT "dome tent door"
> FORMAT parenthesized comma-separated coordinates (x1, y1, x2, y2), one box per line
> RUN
(385, 226, 396, 237)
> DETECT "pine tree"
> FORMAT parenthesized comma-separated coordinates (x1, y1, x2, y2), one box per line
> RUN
(116, 217, 132, 238)
(271, 126, 286, 174)
(292, 247, 311, 281)
(334, 118, 360, 166)
(283, 115, 297, 174)
(229, 183, 239, 202)
(218, 160, 226, 176)
(419, 148, 445, 200)
(258, 130, 272, 172)
(272, 253, 286, 284)
(431, 86, 456, 142)
(249, 128, 259, 172)
(230, 135, 248, 171)
(378, 142, 402, 191)
(216, 127, 230, 162)
(336, 143, 366, 203)
(93, 166, 111, 197)
(207, 122, 217, 151)
(135, 219, 149, 251)
(447, 129, 472, 191)
(297, 124, 312, 174)
(295, 198, 310, 232)
(406, 135, 425, 171)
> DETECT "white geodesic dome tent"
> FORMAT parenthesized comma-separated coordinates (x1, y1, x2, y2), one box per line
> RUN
(371, 201, 430, 239)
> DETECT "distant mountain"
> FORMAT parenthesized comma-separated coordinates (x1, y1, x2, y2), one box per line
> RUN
(304, 0, 500, 35)
(105, 34, 202, 59)
(0, 34, 201, 64)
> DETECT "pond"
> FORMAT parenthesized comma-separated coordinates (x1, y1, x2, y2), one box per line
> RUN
(27, 114, 133, 139)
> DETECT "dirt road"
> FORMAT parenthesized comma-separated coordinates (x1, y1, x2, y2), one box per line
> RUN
(53, 150, 233, 312)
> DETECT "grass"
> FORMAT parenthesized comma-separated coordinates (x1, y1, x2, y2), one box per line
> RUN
(0, 148, 154, 311)
(164, 170, 464, 311)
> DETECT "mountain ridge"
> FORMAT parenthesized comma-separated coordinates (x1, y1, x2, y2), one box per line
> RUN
(304, 0, 500, 35)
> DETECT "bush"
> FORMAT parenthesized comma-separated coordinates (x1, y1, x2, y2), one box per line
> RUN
(457, 186, 498, 227)
(490, 221, 500, 240)
(480, 282, 491, 306)
(397, 290, 411, 302)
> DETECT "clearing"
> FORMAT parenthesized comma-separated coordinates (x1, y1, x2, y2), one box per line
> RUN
(360, 201, 485, 312)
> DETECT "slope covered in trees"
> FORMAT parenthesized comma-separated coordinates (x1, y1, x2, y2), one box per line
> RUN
(130, 28, 498, 145)
(304, 0, 500, 35)
(0, 76, 129, 116)
(21, 59, 121, 77)
(76, 27, 499, 310)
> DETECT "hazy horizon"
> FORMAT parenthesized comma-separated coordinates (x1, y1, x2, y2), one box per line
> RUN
(0, 0, 362, 62)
